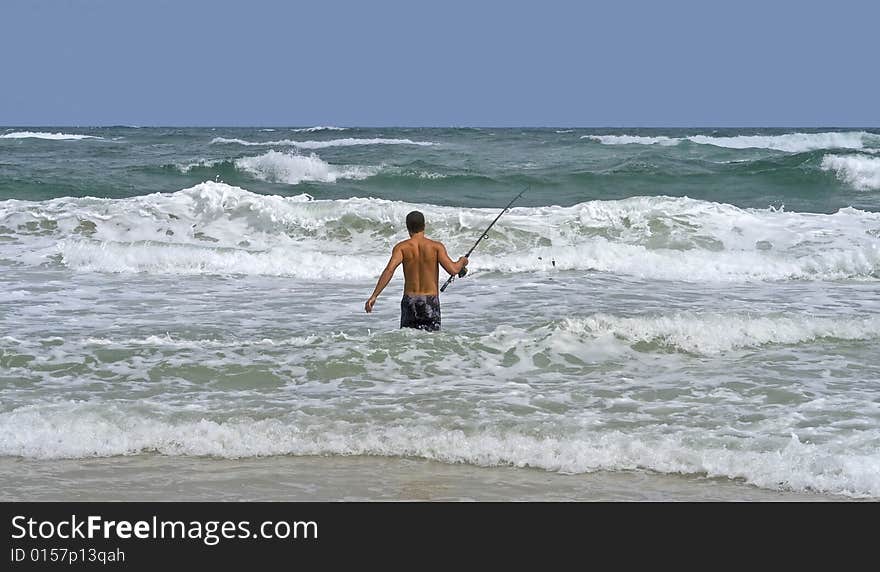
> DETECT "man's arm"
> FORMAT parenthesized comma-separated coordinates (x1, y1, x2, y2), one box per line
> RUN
(365, 245, 404, 313)
(437, 243, 468, 276)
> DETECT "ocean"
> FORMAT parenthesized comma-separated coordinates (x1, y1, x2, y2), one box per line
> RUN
(1, 126, 879, 500)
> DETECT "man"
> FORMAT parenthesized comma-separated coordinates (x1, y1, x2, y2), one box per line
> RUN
(365, 211, 468, 331)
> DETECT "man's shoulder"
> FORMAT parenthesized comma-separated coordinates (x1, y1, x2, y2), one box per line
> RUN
(395, 237, 444, 248)
(392, 238, 417, 256)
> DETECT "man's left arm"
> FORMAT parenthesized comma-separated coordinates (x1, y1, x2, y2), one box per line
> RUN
(365, 245, 403, 313)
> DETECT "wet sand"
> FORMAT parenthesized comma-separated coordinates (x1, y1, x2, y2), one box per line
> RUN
(0, 455, 855, 501)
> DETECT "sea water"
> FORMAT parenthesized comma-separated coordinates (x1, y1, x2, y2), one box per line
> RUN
(1, 127, 879, 499)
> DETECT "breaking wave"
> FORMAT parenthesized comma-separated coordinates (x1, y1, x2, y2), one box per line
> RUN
(1, 182, 879, 281)
(210, 137, 434, 148)
(233, 151, 378, 184)
(584, 131, 880, 153)
(821, 154, 880, 191)
(1, 131, 102, 141)
(1, 403, 876, 497)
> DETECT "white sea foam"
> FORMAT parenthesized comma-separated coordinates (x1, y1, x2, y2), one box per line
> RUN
(584, 131, 880, 153)
(9, 311, 875, 358)
(175, 151, 379, 182)
(0, 131, 101, 140)
(291, 126, 347, 132)
(56, 240, 386, 278)
(174, 159, 225, 173)
(233, 151, 378, 184)
(2, 184, 879, 280)
(583, 134, 680, 146)
(821, 154, 880, 191)
(0, 405, 876, 497)
(560, 313, 880, 354)
(385, 167, 447, 180)
(210, 138, 263, 146)
(686, 132, 877, 152)
(210, 137, 434, 148)
(81, 333, 322, 348)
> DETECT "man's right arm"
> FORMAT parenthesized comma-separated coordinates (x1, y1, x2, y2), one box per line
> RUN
(365, 244, 404, 313)
(438, 243, 468, 276)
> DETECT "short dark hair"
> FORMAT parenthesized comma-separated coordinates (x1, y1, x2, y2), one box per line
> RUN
(406, 211, 425, 233)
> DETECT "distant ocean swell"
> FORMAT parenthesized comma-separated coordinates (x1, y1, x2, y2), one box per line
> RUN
(0, 131, 104, 140)
(209, 136, 435, 148)
(582, 131, 880, 152)
(5, 130, 880, 195)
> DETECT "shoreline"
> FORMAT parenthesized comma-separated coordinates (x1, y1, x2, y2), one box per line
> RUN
(0, 455, 858, 502)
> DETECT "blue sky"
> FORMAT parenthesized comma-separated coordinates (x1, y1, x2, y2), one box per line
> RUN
(1, 0, 877, 126)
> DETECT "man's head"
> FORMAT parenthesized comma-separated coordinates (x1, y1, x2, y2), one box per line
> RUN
(406, 211, 425, 235)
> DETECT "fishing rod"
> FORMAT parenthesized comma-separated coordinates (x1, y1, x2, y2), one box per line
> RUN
(440, 185, 528, 292)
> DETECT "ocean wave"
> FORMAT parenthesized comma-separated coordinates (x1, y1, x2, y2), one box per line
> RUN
(583, 135, 680, 146)
(174, 159, 226, 173)
(80, 333, 323, 348)
(687, 132, 878, 152)
(584, 131, 880, 153)
(55, 240, 385, 278)
(290, 126, 347, 132)
(1, 404, 876, 497)
(8, 311, 875, 358)
(210, 137, 434, 148)
(382, 167, 447, 180)
(175, 152, 380, 184)
(559, 313, 880, 354)
(234, 151, 378, 184)
(820, 154, 880, 191)
(2, 183, 879, 281)
(0, 131, 102, 141)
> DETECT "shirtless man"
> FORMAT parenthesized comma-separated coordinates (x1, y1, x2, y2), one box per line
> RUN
(364, 211, 468, 331)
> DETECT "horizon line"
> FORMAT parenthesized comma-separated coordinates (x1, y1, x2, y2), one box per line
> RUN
(2, 124, 879, 129)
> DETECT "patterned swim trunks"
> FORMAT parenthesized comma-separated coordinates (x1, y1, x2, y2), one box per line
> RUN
(400, 294, 441, 331)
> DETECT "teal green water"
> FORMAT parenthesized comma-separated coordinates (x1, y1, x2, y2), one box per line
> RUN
(2, 127, 879, 211)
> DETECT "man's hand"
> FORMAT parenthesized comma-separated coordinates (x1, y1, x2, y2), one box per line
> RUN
(365, 296, 377, 313)
(459, 256, 469, 267)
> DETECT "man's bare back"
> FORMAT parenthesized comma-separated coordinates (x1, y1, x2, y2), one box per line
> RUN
(365, 211, 467, 330)
(398, 235, 451, 296)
